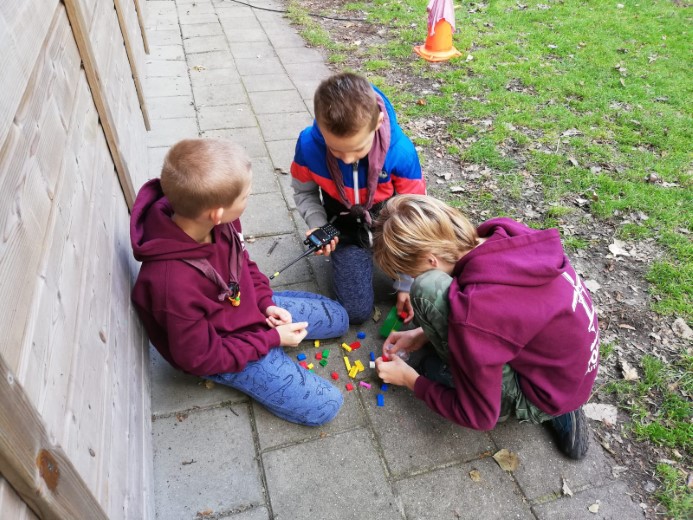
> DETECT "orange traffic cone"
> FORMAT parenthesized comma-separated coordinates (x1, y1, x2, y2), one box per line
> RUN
(414, 0, 461, 62)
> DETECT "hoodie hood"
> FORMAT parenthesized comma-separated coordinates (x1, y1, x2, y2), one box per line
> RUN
(130, 179, 214, 262)
(454, 217, 568, 287)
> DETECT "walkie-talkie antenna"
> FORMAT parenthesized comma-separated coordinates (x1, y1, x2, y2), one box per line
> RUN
(269, 246, 318, 280)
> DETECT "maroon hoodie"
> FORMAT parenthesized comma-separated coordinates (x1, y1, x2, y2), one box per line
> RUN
(414, 218, 599, 430)
(130, 179, 280, 376)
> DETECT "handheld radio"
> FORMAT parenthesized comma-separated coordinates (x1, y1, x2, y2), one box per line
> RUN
(269, 223, 340, 280)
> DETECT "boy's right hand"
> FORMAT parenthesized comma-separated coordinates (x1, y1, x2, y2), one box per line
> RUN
(306, 228, 339, 257)
(277, 322, 309, 347)
(383, 328, 427, 358)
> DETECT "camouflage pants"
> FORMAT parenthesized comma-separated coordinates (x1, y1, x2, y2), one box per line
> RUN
(411, 270, 554, 425)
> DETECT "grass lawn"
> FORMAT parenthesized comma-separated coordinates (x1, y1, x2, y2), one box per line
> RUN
(288, 0, 691, 516)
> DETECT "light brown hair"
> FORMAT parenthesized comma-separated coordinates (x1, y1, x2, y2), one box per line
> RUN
(373, 195, 480, 279)
(314, 72, 380, 137)
(160, 139, 251, 218)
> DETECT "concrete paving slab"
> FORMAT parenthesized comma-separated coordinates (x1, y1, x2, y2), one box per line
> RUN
(265, 139, 296, 171)
(284, 61, 332, 83)
(190, 67, 242, 89)
(489, 419, 611, 501)
(150, 347, 247, 417)
(146, 44, 186, 61)
(177, 1, 216, 15)
(216, 6, 255, 21)
(202, 127, 268, 158)
(183, 35, 229, 54)
(242, 73, 293, 93)
(148, 96, 196, 120)
(248, 156, 279, 194)
(148, 146, 169, 179)
(263, 24, 310, 49)
(147, 29, 184, 47)
(245, 236, 314, 287)
(293, 78, 323, 102)
(224, 27, 270, 44)
(396, 457, 534, 520)
(363, 379, 494, 477)
(244, 192, 295, 236)
(198, 104, 256, 132)
(153, 405, 263, 519)
(257, 111, 312, 141)
(193, 82, 248, 107)
(248, 89, 307, 116)
(235, 56, 285, 76)
(148, 117, 199, 147)
(147, 75, 193, 97)
(218, 506, 270, 520)
(276, 173, 296, 207)
(179, 13, 219, 25)
(263, 429, 403, 520)
(181, 22, 224, 39)
(274, 45, 326, 65)
(532, 480, 645, 519)
(146, 59, 188, 78)
(228, 41, 277, 60)
(187, 50, 237, 69)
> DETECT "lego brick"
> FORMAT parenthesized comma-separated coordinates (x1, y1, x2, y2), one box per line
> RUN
(369, 352, 376, 362)
(314, 340, 320, 348)
(344, 357, 352, 371)
(380, 383, 388, 392)
(297, 353, 307, 361)
(319, 359, 328, 367)
(348, 366, 359, 378)
(299, 361, 308, 369)
(354, 360, 365, 372)
(315, 352, 323, 360)
(357, 331, 366, 339)
(331, 372, 339, 380)
(359, 381, 371, 389)
(349, 341, 361, 350)
(369, 361, 375, 369)
(307, 363, 314, 370)
(341, 343, 352, 353)
(345, 383, 354, 391)
(377, 394, 384, 406)
(322, 349, 330, 358)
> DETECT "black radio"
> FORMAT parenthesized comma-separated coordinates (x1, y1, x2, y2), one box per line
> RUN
(270, 224, 341, 280)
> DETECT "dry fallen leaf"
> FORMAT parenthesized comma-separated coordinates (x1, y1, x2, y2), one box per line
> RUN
(372, 307, 382, 322)
(416, 98, 427, 105)
(492, 449, 519, 472)
(469, 469, 482, 482)
(583, 403, 618, 426)
(204, 380, 215, 390)
(608, 239, 630, 257)
(588, 502, 600, 513)
(196, 509, 213, 517)
(621, 360, 639, 381)
(562, 478, 574, 496)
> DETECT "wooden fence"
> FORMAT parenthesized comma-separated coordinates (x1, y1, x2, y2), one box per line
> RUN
(0, 1, 152, 518)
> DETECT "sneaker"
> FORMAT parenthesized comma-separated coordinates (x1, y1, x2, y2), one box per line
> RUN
(549, 407, 590, 460)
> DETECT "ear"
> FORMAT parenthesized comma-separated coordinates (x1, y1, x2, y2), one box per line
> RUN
(211, 207, 224, 225)
(426, 253, 439, 267)
(374, 111, 385, 131)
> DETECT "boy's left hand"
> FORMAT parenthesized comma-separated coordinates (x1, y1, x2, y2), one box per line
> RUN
(396, 291, 415, 324)
(376, 355, 419, 390)
(265, 305, 292, 328)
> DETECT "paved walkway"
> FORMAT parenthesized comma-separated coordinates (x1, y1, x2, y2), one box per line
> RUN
(143, 1, 645, 518)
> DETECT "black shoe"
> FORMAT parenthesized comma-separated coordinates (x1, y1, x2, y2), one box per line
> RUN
(420, 355, 454, 388)
(498, 396, 513, 423)
(549, 407, 590, 460)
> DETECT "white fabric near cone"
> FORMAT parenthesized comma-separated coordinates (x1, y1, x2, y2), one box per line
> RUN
(427, 0, 456, 36)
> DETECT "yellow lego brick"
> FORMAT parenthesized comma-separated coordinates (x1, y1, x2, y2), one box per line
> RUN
(307, 363, 314, 370)
(341, 342, 352, 352)
(348, 366, 359, 378)
(344, 356, 352, 371)
(314, 340, 320, 348)
(354, 360, 365, 372)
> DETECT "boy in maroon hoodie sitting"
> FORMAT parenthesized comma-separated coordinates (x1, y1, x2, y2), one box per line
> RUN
(130, 139, 349, 426)
(372, 195, 599, 459)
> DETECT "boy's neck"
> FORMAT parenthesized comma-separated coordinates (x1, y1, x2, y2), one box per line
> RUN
(171, 213, 214, 244)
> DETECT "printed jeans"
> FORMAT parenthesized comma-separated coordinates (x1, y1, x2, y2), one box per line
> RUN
(411, 270, 553, 425)
(207, 291, 348, 426)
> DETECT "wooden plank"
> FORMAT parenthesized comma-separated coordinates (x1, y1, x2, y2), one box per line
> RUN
(0, 354, 108, 519)
(63, 0, 136, 209)
(0, 477, 39, 520)
(114, 0, 151, 130)
(0, 1, 58, 147)
(133, 0, 150, 54)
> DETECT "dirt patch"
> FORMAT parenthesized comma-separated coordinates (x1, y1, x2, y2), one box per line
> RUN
(286, 2, 691, 517)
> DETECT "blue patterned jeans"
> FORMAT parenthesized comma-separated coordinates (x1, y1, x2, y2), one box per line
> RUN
(207, 291, 347, 426)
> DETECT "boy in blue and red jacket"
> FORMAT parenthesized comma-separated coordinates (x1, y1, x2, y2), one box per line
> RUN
(291, 72, 426, 324)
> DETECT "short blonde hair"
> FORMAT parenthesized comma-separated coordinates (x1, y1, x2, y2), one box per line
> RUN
(373, 195, 480, 279)
(161, 139, 251, 218)
(314, 72, 380, 137)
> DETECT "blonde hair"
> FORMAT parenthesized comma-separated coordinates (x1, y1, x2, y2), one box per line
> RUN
(314, 72, 380, 137)
(160, 139, 251, 218)
(373, 195, 480, 279)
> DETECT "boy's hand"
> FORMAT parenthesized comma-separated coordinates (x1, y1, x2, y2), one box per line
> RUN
(383, 328, 427, 358)
(276, 322, 308, 347)
(376, 355, 419, 390)
(306, 228, 339, 257)
(396, 291, 415, 323)
(265, 305, 291, 328)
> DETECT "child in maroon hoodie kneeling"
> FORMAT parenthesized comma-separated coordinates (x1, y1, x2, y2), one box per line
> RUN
(372, 195, 599, 459)
(131, 138, 348, 426)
